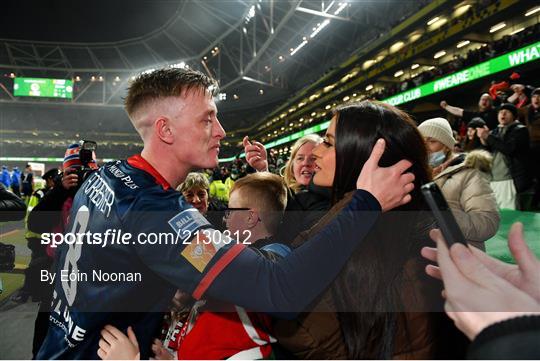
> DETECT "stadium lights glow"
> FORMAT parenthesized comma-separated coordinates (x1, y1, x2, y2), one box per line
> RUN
(218, 93, 226, 101)
(525, 6, 540, 16)
(365, 84, 373, 91)
(245, 5, 255, 23)
(170, 62, 186, 69)
(290, 40, 308, 56)
(489, 23, 506, 33)
(343, 95, 350, 101)
(91, 76, 96, 81)
(411, 63, 420, 69)
(510, 28, 525, 35)
(141, 68, 155, 75)
(390, 41, 405, 53)
(114, 76, 121, 82)
(75, 76, 81, 81)
(310, 19, 330, 38)
(434, 50, 446, 59)
(427, 17, 440, 26)
(334, 2, 348, 15)
(394, 70, 404, 77)
(457, 40, 470, 48)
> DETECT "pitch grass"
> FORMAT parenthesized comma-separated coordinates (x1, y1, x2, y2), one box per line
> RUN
(0, 210, 539, 301)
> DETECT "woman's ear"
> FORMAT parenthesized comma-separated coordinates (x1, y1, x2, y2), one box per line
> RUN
(155, 117, 174, 144)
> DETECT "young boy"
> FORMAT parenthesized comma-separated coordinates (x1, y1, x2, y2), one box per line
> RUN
(99, 173, 290, 360)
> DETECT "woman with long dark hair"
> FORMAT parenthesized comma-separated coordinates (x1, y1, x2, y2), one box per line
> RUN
(275, 100, 467, 359)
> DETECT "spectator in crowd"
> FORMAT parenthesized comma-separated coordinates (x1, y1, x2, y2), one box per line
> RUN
(21, 164, 34, 201)
(464, 117, 487, 152)
(0, 182, 26, 222)
(10, 166, 21, 197)
(418, 117, 499, 250)
(281, 134, 322, 193)
(11, 168, 60, 305)
(421, 222, 540, 359)
(274, 101, 465, 359)
(98, 172, 292, 360)
(177, 172, 226, 228)
(244, 134, 331, 244)
(520, 88, 540, 209)
(440, 94, 498, 130)
(209, 168, 229, 202)
(224, 168, 237, 190)
(477, 103, 532, 210)
(177, 172, 211, 215)
(1, 165, 11, 189)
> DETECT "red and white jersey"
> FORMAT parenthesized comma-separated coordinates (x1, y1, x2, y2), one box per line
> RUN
(177, 300, 276, 360)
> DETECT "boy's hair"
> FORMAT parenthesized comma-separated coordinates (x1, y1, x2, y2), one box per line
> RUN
(230, 172, 287, 235)
(124, 68, 218, 117)
(177, 172, 210, 193)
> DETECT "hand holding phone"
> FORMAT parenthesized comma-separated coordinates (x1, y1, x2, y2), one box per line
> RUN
(421, 182, 467, 246)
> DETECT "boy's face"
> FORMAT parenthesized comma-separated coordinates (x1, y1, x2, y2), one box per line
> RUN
(225, 189, 254, 241)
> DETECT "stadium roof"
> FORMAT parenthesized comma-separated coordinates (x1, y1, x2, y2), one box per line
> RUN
(0, 0, 427, 132)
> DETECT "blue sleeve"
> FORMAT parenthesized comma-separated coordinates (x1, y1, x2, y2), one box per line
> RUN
(206, 189, 381, 313)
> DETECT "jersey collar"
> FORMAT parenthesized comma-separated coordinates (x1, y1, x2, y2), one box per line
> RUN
(127, 154, 171, 190)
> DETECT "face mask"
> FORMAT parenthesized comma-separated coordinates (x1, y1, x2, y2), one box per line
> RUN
(429, 151, 446, 167)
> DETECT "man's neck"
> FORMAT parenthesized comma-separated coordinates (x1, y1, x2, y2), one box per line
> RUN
(140, 148, 191, 189)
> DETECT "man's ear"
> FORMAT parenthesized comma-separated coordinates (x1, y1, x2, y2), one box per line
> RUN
(155, 117, 174, 144)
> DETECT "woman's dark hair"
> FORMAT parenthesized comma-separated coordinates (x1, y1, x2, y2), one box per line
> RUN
(329, 101, 452, 359)
(331, 100, 431, 205)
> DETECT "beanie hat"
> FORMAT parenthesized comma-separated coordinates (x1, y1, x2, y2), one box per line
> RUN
(532, 88, 540, 97)
(467, 117, 486, 129)
(499, 103, 518, 118)
(418, 117, 456, 150)
(63, 143, 97, 170)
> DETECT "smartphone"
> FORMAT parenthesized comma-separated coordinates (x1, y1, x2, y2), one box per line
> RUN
(421, 182, 468, 246)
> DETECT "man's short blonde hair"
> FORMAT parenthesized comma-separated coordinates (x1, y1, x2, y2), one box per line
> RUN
(230, 172, 287, 234)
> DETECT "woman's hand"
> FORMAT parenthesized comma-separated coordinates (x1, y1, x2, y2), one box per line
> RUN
(422, 223, 540, 302)
(98, 325, 140, 360)
(422, 226, 540, 340)
(356, 138, 415, 211)
(243, 136, 268, 172)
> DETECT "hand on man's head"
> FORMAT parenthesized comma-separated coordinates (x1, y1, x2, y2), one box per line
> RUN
(356, 138, 415, 212)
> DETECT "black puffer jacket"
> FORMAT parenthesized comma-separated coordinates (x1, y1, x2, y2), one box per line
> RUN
(486, 122, 533, 192)
(276, 180, 331, 245)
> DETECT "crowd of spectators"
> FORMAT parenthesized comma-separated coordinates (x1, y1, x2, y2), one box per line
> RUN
(371, 23, 540, 100)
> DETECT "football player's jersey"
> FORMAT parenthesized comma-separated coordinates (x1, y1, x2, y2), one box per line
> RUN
(37, 155, 245, 359)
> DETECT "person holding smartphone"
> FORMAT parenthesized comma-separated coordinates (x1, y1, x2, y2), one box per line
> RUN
(422, 222, 540, 359)
(418, 117, 499, 250)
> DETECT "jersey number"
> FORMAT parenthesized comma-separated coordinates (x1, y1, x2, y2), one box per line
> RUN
(62, 205, 89, 306)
